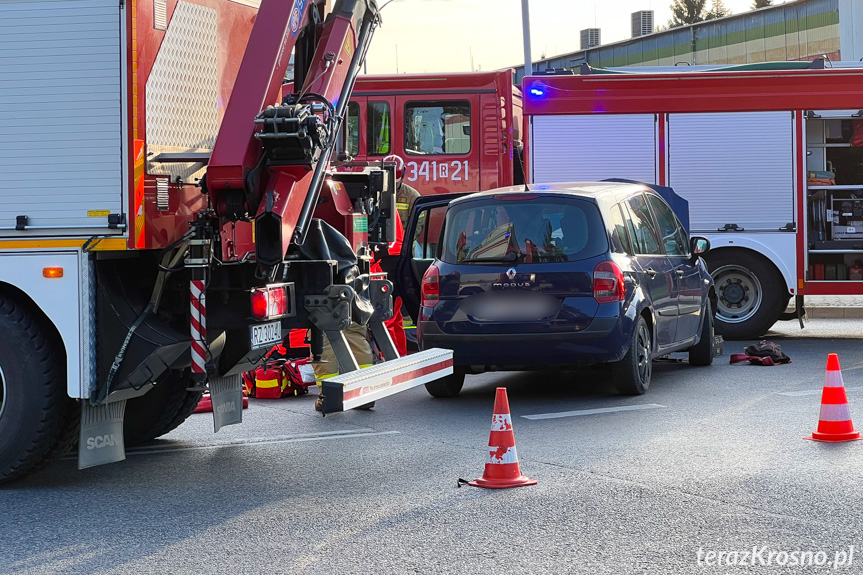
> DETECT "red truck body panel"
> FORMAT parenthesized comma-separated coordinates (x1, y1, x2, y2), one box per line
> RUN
(129, 0, 258, 250)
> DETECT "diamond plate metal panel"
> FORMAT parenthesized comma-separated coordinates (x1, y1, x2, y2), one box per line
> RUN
(146, 1, 217, 182)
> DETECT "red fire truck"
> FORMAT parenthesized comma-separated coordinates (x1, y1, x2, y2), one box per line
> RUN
(349, 60, 863, 340)
(0, 0, 451, 483)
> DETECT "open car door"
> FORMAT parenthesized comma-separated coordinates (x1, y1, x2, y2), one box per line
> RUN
(395, 193, 466, 322)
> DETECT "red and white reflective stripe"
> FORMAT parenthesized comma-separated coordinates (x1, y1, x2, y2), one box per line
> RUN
(491, 413, 512, 431)
(190, 280, 206, 374)
(323, 349, 454, 412)
(486, 445, 519, 465)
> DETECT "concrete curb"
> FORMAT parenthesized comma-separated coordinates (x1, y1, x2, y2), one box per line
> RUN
(805, 307, 863, 319)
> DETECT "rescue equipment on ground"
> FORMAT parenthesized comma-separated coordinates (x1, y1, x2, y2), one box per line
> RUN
(466, 387, 536, 489)
(729, 340, 791, 366)
(245, 344, 316, 399)
(806, 354, 861, 442)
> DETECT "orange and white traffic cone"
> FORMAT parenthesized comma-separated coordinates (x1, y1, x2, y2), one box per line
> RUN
(469, 387, 537, 489)
(806, 354, 861, 443)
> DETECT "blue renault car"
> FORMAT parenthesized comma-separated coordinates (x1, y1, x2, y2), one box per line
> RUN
(395, 182, 717, 397)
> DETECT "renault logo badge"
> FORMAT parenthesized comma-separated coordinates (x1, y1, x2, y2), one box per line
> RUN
(506, 268, 517, 280)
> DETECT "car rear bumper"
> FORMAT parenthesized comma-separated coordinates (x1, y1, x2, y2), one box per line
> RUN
(419, 316, 632, 369)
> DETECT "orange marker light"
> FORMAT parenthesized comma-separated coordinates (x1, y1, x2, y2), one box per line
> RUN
(42, 267, 63, 278)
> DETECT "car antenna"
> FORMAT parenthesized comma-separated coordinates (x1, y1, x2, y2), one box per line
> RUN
(524, 183, 530, 192)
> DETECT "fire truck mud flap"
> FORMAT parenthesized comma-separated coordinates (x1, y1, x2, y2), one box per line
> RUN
(320, 348, 453, 414)
(79, 400, 127, 469)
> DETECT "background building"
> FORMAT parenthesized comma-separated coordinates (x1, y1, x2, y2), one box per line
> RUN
(517, 0, 861, 82)
(580, 28, 601, 50)
(632, 10, 654, 38)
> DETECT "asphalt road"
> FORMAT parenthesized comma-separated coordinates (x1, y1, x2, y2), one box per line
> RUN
(3, 319, 863, 574)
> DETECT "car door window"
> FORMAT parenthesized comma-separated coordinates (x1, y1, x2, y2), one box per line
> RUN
(625, 194, 662, 255)
(413, 205, 447, 259)
(608, 203, 634, 255)
(646, 194, 688, 257)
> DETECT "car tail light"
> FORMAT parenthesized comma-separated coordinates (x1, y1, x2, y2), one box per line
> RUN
(251, 284, 289, 319)
(421, 264, 440, 307)
(593, 261, 625, 304)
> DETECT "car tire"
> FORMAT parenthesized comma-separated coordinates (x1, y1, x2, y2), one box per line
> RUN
(124, 369, 203, 447)
(688, 302, 714, 367)
(0, 293, 80, 484)
(703, 249, 785, 340)
(425, 370, 465, 398)
(613, 316, 652, 396)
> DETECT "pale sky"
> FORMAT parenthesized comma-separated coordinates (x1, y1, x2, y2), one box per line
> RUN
(364, 0, 793, 74)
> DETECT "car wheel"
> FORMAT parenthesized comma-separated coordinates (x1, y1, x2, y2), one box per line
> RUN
(703, 249, 784, 340)
(613, 316, 652, 395)
(688, 301, 714, 367)
(425, 370, 465, 398)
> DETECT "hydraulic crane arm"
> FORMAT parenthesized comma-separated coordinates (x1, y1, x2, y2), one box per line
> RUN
(206, 0, 381, 266)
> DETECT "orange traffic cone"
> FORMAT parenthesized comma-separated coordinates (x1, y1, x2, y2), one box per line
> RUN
(806, 354, 861, 443)
(469, 387, 537, 489)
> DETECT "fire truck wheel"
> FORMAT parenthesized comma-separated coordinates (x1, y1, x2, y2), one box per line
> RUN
(124, 370, 203, 447)
(704, 249, 785, 341)
(424, 370, 465, 398)
(0, 292, 80, 484)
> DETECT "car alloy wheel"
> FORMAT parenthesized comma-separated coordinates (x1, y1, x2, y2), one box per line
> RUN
(0, 364, 6, 421)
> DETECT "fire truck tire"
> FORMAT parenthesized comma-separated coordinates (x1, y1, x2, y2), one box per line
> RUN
(424, 370, 465, 398)
(704, 249, 785, 340)
(124, 370, 203, 447)
(0, 293, 80, 484)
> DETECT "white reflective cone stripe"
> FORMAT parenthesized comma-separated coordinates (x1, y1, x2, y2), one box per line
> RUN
(491, 413, 512, 431)
(824, 370, 845, 388)
(819, 403, 853, 422)
(486, 446, 518, 464)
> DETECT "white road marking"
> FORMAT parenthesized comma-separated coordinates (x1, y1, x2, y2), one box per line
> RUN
(778, 387, 862, 397)
(521, 403, 667, 420)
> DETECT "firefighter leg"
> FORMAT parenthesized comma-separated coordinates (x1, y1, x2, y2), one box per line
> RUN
(314, 322, 375, 410)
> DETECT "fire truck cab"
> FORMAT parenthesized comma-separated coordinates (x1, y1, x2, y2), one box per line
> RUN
(344, 70, 524, 194)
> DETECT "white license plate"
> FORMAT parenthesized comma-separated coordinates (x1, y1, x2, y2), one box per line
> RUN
(250, 321, 282, 349)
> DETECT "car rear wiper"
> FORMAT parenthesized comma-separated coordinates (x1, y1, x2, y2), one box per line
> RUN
(462, 253, 518, 263)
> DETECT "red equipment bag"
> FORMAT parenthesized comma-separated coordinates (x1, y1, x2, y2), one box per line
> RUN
(245, 344, 316, 399)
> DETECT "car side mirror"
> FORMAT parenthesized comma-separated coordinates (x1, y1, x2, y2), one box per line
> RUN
(690, 236, 710, 257)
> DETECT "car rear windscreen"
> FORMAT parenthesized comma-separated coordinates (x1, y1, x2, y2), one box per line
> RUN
(441, 196, 607, 264)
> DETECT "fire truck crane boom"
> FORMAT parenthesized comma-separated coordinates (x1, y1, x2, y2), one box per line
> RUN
(208, 0, 380, 266)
